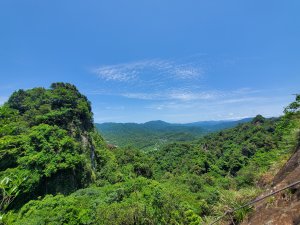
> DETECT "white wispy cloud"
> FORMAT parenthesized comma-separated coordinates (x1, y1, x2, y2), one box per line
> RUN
(231, 88, 262, 95)
(120, 87, 263, 102)
(121, 93, 161, 100)
(146, 102, 198, 110)
(167, 91, 214, 101)
(92, 59, 204, 82)
(216, 97, 267, 104)
(121, 89, 217, 101)
(88, 85, 266, 110)
(172, 66, 203, 79)
(92, 65, 138, 82)
(139, 88, 272, 112)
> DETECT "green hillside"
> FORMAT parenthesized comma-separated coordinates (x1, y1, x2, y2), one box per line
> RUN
(1, 83, 299, 225)
(96, 118, 252, 151)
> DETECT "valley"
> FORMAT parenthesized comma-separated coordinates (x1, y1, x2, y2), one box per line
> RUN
(96, 118, 252, 151)
(0, 83, 299, 224)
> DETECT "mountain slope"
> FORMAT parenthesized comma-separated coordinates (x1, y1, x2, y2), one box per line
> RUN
(1, 84, 299, 225)
(96, 118, 252, 151)
(0, 83, 113, 211)
(238, 102, 300, 225)
(6, 111, 298, 225)
(184, 117, 253, 131)
(241, 128, 300, 225)
(96, 121, 205, 151)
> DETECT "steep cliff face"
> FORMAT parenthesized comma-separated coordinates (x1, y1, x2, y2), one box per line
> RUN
(241, 146, 300, 225)
(0, 83, 104, 209)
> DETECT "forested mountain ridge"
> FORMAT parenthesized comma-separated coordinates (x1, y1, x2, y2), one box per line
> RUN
(0, 83, 299, 225)
(96, 121, 205, 151)
(0, 83, 117, 211)
(96, 118, 252, 151)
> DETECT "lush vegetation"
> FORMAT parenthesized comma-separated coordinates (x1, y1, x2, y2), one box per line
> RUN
(96, 118, 252, 151)
(0, 84, 299, 225)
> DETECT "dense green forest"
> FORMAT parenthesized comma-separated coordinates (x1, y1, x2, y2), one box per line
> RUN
(96, 118, 252, 151)
(0, 83, 299, 225)
(96, 121, 205, 151)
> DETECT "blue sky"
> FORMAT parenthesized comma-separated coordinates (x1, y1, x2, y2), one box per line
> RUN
(0, 0, 299, 123)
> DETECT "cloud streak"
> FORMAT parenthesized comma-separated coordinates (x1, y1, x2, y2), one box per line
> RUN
(119, 88, 263, 102)
(130, 88, 272, 112)
(121, 89, 217, 101)
(87, 55, 295, 123)
(92, 59, 204, 82)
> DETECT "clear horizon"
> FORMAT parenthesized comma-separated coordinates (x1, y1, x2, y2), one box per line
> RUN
(1, 1, 299, 123)
(96, 117, 258, 125)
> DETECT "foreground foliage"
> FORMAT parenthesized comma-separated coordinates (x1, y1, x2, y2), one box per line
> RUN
(0, 84, 299, 224)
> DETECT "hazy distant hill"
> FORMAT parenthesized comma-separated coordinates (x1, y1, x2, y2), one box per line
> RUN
(95, 118, 252, 151)
(184, 117, 253, 131)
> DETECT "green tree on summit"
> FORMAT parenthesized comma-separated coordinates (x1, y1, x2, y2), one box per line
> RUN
(284, 94, 300, 114)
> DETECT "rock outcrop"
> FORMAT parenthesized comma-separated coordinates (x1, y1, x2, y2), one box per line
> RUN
(241, 147, 300, 225)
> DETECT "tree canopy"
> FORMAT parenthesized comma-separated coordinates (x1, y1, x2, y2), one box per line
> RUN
(1, 84, 299, 225)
